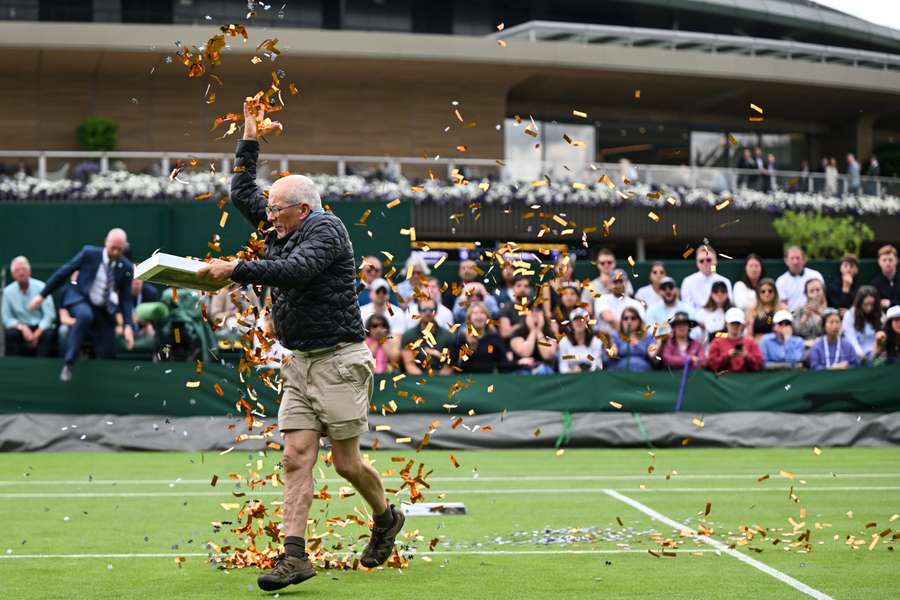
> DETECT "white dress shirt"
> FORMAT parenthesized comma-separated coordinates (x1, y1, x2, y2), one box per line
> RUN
(88, 249, 116, 307)
(680, 271, 733, 312)
(776, 268, 824, 312)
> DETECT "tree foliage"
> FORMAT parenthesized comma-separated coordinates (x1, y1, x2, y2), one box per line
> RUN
(772, 211, 874, 259)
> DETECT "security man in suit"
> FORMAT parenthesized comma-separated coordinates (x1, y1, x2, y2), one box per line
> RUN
(30, 228, 135, 382)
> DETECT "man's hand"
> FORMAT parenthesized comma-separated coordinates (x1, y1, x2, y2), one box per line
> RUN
(28, 294, 44, 312)
(198, 259, 239, 282)
(242, 100, 260, 140)
(123, 326, 134, 350)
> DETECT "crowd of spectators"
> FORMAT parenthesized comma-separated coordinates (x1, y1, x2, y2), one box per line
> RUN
(4, 243, 900, 376)
(735, 147, 882, 196)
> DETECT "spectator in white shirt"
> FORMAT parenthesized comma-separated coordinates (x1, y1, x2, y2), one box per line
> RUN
(634, 261, 667, 308)
(680, 245, 733, 312)
(732, 253, 766, 312)
(696, 280, 733, 343)
(775, 246, 824, 311)
(359, 278, 407, 334)
(405, 276, 455, 330)
(645, 276, 694, 337)
(581, 248, 634, 305)
(558, 308, 604, 373)
(395, 254, 430, 310)
(594, 269, 644, 334)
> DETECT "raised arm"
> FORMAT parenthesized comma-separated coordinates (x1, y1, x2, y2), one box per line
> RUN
(230, 102, 270, 228)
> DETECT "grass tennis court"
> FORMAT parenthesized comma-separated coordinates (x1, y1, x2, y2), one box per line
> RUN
(1, 447, 897, 599)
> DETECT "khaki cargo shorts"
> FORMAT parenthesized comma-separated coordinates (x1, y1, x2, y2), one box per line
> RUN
(278, 341, 375, 440)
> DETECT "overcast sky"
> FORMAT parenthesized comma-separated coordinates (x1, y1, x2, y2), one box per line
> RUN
(814, 0, 900, 31)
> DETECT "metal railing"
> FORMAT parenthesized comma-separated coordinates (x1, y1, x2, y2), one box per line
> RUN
(0, 150, 898, 198)
(488, 21, 900, 72)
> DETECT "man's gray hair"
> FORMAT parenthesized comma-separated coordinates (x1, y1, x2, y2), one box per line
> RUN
(10, 255, 30, 270)
(106, 227, 128, 243)
(272, 175, 322, 211)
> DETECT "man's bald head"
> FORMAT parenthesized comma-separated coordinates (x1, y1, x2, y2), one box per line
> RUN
(270, 175, 322, 211)
(105, 228, 128, 260)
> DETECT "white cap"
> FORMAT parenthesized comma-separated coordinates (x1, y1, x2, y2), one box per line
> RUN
(570, 307, 590, 320)
(887, 305, 900, 321)
(725, 307, 745, 324)
(369, 278, 390, 292)
(773, 309, 793, 325)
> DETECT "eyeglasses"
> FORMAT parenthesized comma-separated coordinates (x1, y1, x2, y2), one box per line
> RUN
(373, 288, 388, 294)
(419, 307, 436, 313)
(759, 288, 774, 295)
(621, 315, 639, 321)
(660, 284, 675, 291)
(265, 202, 301, 217)
(777, 321, 792, 326)
(698, 258, 713, 264)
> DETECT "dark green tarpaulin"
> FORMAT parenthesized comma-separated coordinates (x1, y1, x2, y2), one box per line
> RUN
(1, 358, 898, 417)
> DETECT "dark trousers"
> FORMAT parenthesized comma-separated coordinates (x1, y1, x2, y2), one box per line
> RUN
(4, 325, 56, 357)
(65, 301, 116, 364)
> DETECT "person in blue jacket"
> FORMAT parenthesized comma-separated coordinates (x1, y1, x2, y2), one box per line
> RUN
(808, 309, 860, 370)
(29, 228, 134, 382)
(760, 309, 805, 369)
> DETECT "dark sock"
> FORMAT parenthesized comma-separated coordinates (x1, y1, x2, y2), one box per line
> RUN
(284, 536, 306, 558)
(373, 506, 394, 529)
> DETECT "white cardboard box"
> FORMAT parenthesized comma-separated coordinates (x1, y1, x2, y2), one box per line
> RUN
(134, 253, 232, 293)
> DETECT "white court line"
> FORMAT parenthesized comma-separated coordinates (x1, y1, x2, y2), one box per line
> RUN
(1, 472, 898, 486)
(1, 485, 898, 499)
(0, 549, 716, 560)
(604, 489, 833, 600)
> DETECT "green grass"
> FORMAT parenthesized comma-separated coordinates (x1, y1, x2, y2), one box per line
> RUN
(1, 447, 898, 599)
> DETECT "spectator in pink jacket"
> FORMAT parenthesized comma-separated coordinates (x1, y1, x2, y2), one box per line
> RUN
(660, 311, 706, 369)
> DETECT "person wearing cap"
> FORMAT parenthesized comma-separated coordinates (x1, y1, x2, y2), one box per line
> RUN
(873, 305, 900, 365)
(359, 278, 407, 334)
(775, 246, 825, 312)
(871, 245, 899, 309)
(634, 262, 668, 307)
(759, 309, 806, 370)
(706, 307, 764, 373)
(582, 248, 634, 303)
(558, 307, 603, 373)
(400, 297, 454, 375)
(809, 309, 859, 370)
(660, 312, 705, 370)
(594, 269, 644, 334)
(826, 254, 860, 315)
(605, 306, 659, 372)
(680, 245, 733, 312)
(645, 276, 694, 338)
(395, 254, 431, 310)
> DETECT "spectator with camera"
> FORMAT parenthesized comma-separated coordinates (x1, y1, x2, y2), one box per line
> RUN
(706, 308, 763, 373)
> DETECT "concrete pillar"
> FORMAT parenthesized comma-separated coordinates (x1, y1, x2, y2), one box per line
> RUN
(856, 114, 876, 162)
(635, 237, 646, 263)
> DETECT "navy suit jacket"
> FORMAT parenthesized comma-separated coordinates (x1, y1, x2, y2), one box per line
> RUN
(43, 245, 134, 325)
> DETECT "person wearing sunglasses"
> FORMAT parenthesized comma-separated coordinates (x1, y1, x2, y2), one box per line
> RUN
(679, 245, 733, 312)
(364, 314, 399, 374)
(200, 101, 404, 590)
(605, 307, 659, 372)
(759, 310, 805, 370)
(746, 277, 785, 340)
(696, 280, 732, 343)
(401, 298, 454, 375)
(584, 248, 634, 301)
(359, 278, 407, 334)
(634, 261, 668, 308)
(357, 255, 398, 307)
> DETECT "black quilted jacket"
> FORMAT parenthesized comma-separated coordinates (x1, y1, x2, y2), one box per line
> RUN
(229, 139, 365, 351)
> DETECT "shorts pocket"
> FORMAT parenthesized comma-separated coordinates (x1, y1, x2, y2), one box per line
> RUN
(334, 351, 372, 395)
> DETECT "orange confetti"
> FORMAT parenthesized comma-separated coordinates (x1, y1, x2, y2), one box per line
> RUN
(449, 454, 460, 468)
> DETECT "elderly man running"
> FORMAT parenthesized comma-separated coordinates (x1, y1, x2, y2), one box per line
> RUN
(200, 102, 404, 591)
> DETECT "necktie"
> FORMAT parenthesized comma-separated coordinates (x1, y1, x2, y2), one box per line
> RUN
(102, 262, 116, 315)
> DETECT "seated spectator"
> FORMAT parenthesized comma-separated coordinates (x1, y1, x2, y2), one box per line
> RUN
(2, 256, 56, 357)
(507, 305, 558, 374)
(659, 312, 705, 370)
(557, 308, 603, 373)
(873, 305, 900, 365)
(443, 259, 479, 309)
(696, 280, 732, 343)
(871, 245, 899, 309)
(364, 314, 400, 374)
(645, 277, 693, 338)
(497, 275, 533, 339)
(634, 261, 667, 307)
(401, 298, 454, 375)
(775, 246, 824, 311)
(452, 281, 498, 324)
(207, 285, 260, 344)
(452, 301, 513, 373)
(406, 277, 454, 330)
(594, 269, 644, 334)
(605, 307, 659, 372)
(760, 310, 805, 370)
(746, 278, 784, 339)
(583, 248, 634, 302)
(551, 281, 585, 334)
(732, 253, 765, 312)
(360, 278, 407, 334)
(793, 278, 828, 343)
(395, 254, 430, 310)
(495, 263, 518, 312)
(809, 309, 859, 370)
(826, 254, 860, 316)
(842, 286, 883, 361)
(542, 254, 579, 316)
(680, 245, 733, 312)
(357, 256, 398, 307)
(706, 308, 764, 373)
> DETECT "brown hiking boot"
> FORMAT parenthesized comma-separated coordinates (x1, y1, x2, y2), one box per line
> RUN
(257, 553, 316, 591)
(360, 505, 405, 568)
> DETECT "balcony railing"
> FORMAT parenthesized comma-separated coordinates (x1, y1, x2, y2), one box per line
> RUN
(487, 21, 900, 72)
